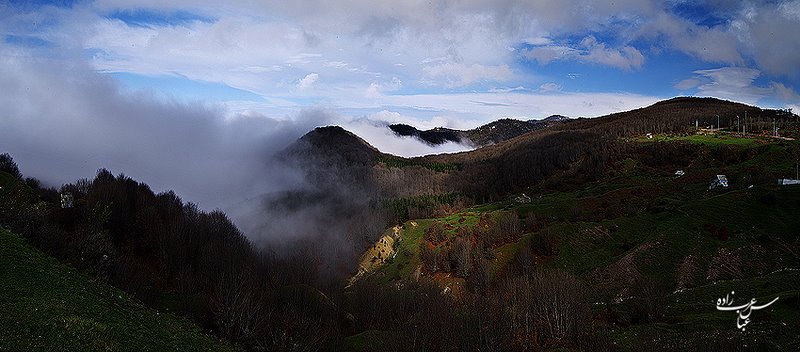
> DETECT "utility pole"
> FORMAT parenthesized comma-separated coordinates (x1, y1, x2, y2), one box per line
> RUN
(744, 110, 747, 134)
(716, 115, 720, 130)
(737, 115, 740, 133)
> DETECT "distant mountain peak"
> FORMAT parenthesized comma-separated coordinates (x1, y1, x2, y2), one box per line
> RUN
(281, 125, 380, 165)
(300, 125, 371, 143)
(543, 114, 570, 122)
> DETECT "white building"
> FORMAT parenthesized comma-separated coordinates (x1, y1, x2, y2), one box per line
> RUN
(709, 175, 728, 190)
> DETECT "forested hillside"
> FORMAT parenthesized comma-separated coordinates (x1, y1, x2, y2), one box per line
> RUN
(0, 155, 350, 350)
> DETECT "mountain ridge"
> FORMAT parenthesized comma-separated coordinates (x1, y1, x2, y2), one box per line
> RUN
(295, 97, 797, 162)
(387, 115, 571, 147)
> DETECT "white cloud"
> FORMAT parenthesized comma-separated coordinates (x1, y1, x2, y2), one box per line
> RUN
(638, 13, 743, 65)
(324, 61, 349, 69)
(297, 73, 319, 89)
(674, 78, 702, 90)
(488, 86, 529, 93)
(340, 117, 474, 157)
(584, 43, 645, 70)
(745, 5, 800, 77)
(364, 76, 402, 97)
(678, 67, 800, 107)
(422, 63, 513, 87)
(523, 45, 578, 65)
(524, 36, 552, 46)
(771, 82, 800, 102)
(524, 36, 644, 70)
(341, 91, 660, 124)
(538, 82, 561, 92)
(364, 83, 382, 98)
(691, 67, 766, 104)
(779, 0, 800, 21)
(769, 82, 800, 111)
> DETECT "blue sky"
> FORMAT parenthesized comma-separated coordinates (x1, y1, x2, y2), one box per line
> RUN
(3, 0, 799, 126)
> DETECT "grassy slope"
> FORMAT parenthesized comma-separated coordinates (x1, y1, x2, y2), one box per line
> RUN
(0, 228, 236, 352)
(357, 134, 800, 350)
(539, 136, 800, 349)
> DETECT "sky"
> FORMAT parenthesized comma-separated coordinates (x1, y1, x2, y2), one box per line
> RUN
(2, 0, 800, 215)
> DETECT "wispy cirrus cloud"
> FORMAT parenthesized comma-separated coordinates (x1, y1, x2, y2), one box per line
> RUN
(523, 36, 645, 70)
(675, 67, 800, 106)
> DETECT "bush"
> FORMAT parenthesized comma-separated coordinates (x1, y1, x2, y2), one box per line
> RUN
(9, 206, 67, 257)
(419, 241, 437, 274)
(423, 221, 447, 243)
(450, 236, 471, 277)
(531, 228, 558, 256)
(523, 211, 539, 232)
(466, 253, 489, 294)
(629, 276, 666, 324)
(72, 230, 117, 282)
(496, 211, 521, 244)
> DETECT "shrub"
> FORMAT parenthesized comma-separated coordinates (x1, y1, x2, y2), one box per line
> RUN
(424, 221, 447, 243)
(629, 276, 666, 324)
(419, 241, 437, 274)
(531, 228, 558, 256)
(450, 236, 471, 277)
(497, 211, 521, 244)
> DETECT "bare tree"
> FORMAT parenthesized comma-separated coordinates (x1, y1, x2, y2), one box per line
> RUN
(498, 211, 521, 243)
(529, 268, 590, 347)
(213, 268, 265, 344)
(451, 236, 471, 277)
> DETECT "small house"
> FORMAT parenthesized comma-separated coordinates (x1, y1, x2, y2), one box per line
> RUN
(708, 175, 729, 190)
(778, 179, 800, 186)
(514, 193, 532, 204)
(675, 170, 685, 177)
